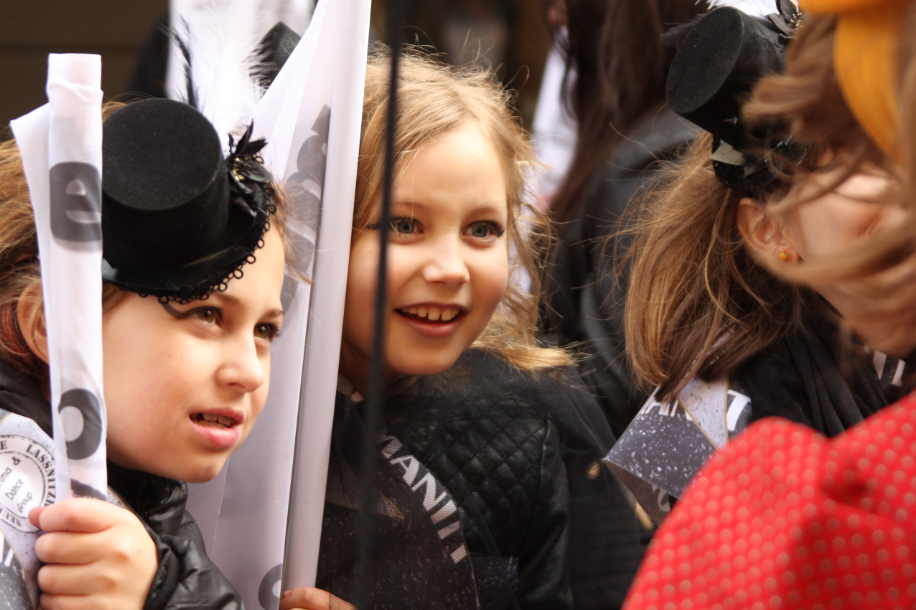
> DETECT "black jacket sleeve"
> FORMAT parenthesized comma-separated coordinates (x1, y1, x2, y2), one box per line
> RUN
(515, 420, 573, 610)
(144, 510, 244, 610)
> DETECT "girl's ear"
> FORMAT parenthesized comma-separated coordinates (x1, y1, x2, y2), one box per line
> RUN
(736, 197, 796, 267)
(16, 285, 49, 365)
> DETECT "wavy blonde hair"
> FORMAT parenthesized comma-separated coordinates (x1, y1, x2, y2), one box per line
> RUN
(356, 48, 568, 370)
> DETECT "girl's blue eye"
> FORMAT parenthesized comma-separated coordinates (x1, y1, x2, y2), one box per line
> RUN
(391, 218, 416, 234)
(367, 218, 418, 235)
(466, 221, 504, 239)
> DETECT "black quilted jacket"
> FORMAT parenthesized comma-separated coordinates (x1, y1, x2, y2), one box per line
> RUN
(318, 349, 644, 609)
(0, 362, 243, 610)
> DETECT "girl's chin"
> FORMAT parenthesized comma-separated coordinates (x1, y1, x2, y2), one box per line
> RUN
(390, 352, 463, 378)
(107, 454, 227, 483)
(158, 459, 228, 484)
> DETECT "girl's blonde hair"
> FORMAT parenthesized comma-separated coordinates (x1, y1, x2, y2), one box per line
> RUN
(0, 101, 291, 390)
(356, 48, 568, 370)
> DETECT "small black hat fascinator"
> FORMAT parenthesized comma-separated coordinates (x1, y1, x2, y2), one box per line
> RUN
(101, 98, 275, 303)
(665, 0, 803, 193)
(99, 21, 302, 303)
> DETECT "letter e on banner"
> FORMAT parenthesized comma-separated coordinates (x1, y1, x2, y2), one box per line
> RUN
(49, 162, 101, 248)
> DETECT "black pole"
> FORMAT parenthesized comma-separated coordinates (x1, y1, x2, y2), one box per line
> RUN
(353, 1, 401, 608)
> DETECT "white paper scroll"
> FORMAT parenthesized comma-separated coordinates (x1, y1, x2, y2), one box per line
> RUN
(185, 0, 369, 607)
(10, 54, 107, 502)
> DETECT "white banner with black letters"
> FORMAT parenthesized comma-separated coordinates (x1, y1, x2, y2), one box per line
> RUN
(11, 53, 107, 504)
(4, 53, 106, 610)
(186, 0, 369, 607)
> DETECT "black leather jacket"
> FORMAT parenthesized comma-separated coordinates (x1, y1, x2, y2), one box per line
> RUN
(0, 362, 243, 610)
(547, 108, 697, 438)
(317, 349, 643, 609)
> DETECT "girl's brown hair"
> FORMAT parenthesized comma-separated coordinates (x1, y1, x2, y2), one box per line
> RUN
(0, 103, 127, 390)
(356, 48, 568, 370)
(549, 0, 709, 224)
(0, 101, 291, 391)
(624, 15, 863, 400)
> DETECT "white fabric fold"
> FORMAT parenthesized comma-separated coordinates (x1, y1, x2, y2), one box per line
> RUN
(185, 0, 369, 604)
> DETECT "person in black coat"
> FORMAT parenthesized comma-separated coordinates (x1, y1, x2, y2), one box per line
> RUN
(543, 0, 708, 438)
(315, 349, 643, 610)
(280, 51, 643, 610)
(0, 362, 245, 610)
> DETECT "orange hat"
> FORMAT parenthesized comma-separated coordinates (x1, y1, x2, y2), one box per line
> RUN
(801, 0, 908, 157)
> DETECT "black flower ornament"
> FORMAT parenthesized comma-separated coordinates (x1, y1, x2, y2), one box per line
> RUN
(228, 122, 275, 210)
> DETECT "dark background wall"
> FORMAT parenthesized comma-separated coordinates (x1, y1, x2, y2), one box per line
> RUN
(1, 0, 549, 139)
(0, 1, 169, 138)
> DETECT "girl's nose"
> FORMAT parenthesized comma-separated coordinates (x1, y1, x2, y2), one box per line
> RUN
(422, 238, 470, 286)
(216, 335, 266, 393)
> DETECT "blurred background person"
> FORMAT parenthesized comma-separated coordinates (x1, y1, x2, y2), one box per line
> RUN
(542, 0, 710, 438)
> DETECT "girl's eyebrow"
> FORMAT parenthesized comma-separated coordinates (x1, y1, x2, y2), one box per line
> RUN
(393, 200, 506, 216)
(186, 293, 285, 318)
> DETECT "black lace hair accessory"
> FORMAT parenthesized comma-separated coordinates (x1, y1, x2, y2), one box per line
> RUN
(100, 98, 276, 304)
(664, 0, 805, 194)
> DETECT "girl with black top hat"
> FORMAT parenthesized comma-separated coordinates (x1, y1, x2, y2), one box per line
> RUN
(0, 97, 288, 609)
(622, 2, 916, 606)
(606, 1, 916, 522)
(279, 49, 644, 610)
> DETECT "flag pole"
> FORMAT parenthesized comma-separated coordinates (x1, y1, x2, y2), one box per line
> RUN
(353, 0, 402, 607)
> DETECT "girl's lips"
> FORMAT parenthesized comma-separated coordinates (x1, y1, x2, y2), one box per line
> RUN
(395, 309, 466, 338)
(189, 412, 242, 449)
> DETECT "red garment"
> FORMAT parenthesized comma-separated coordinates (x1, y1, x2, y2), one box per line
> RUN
(624, 392, 916, 610)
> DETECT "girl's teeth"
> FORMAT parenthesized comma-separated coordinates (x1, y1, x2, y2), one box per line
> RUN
(197, 413, 233, 428)
(400, 306, 461, 321)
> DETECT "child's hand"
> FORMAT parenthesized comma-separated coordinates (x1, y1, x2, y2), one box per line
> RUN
(280, 587, 355, 610)
(28, 498, 158, 610)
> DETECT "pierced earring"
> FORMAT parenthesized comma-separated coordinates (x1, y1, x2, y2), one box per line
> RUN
(778, 249, 791, 262)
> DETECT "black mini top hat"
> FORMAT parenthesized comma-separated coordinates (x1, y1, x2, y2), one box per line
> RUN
(257, 22, 302, 88)
(101, 98, 275, 303)
(665, 1, 803, 192)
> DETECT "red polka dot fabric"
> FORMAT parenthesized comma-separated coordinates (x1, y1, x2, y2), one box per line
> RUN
(623, 392, 916, 610)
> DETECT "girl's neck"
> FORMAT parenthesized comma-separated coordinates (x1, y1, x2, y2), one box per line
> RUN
(338, 343, 405, 397)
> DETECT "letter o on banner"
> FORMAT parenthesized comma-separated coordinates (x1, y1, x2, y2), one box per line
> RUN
(258, 563, 283, 610)
(58, 389, 103, 460)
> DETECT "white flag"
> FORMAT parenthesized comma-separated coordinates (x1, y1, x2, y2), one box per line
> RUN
(11, 54, 107, 503)
(186, 0, 370, 607)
